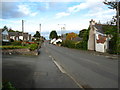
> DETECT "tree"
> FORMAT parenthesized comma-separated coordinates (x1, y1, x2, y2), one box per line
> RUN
(103, 0, 120, 26)
(66, 32, 78, 40)
(49, 30, 58, 39)
(2, 26, 8, 31)
(33, 31, 41, 38)
(78, 29, 87, 38)
(8, 28, 15, 32)
(104, 0, 120, 54)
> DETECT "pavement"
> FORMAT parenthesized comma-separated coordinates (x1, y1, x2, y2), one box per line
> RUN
(2, 42, 119, 89)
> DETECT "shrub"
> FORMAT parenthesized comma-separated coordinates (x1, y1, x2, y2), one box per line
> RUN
(29, 44, 38, 51)
(61, 40, 76, 48)
(2, 81, 16, 89)
(10, 39, 14, 42)
(11, 41, 21, 46)
(1, 46, 27, 49)
(75, 42, 82, 49)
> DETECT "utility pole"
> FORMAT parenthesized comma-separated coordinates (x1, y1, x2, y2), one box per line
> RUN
(116, 0, 119, 55)
(39, 24, 41, 36)
(22, 20, 24, 46)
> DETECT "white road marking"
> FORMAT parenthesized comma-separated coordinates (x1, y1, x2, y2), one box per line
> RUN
(50, 55, 85, 89)
(46, 48, 85, 89)
(52, 60, 66, 74)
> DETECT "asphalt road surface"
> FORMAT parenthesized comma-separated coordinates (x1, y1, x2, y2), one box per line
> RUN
(2, 42, 119, 89)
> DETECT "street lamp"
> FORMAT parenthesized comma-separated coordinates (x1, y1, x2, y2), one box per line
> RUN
(58, 24, 66, 37)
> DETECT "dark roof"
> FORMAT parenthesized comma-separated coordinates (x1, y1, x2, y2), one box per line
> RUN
(94, 24, 104, 33)
(0, 28, 8, 34)
(73, 37, 83, 41)
(9, 32, 19, 36)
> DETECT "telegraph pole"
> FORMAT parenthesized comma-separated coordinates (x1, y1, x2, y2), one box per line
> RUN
(116, 0, 119, 55)
(39, 24, 41, 36)
(22, 20, 24, 46)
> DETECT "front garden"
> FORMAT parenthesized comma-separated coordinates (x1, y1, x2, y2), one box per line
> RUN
(1, 41, 39, 51)
(1, 40, 43, 55)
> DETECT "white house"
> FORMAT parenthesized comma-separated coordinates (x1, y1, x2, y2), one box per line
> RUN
(50, 38, 56, 44)
(0, 29, 9, 42)
(88, 19, 110, 53)
(53, 38, 62, 45)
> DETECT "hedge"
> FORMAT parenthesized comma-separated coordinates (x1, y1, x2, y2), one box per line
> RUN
(28, 44, 38, 51)
(61, 40, 88, 50)
(0, 46, 27, 49)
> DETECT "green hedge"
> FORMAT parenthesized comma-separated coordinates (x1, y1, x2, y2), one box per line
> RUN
(0, 46, 27, 49)
(61, 40, 88, 50)
(61, 40, 76, 48)
(2, 81, 16, 90)
(11, 41, 21, 46)
(28, 44, 38, 51)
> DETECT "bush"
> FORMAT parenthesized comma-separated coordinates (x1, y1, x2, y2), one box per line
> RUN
(11, 41, 21, 46)
(1, 46, 27, 49)
(10, 39, 14, 42)
(61, 40, 88, 50)
(29, 44, 38, 51)
(2, 81, 16, 89)
(75, 42, 82, 49)
(61, 40, 76, 48)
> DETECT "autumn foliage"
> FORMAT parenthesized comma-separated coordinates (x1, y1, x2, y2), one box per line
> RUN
(66, 32, 78, 40)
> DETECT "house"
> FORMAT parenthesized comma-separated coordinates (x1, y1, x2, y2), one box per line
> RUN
(0, 28, 10, 43)
(72, 37, 82, 41)
(88, 19, 110, 53)
(53, 38, 62, 45)
(9, 32, 31, 41)
(9, 32, 19, 41)
(50, 38, 56, 44)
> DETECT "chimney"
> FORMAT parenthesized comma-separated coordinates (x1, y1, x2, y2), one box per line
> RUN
(90, 19, 95, 25)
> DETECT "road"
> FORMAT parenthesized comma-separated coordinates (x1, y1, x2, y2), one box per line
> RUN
(2, 42, 119, 89)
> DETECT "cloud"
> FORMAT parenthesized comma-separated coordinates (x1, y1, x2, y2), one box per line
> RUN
(2, 0, 83, 2)
(18, 4, 38, 16)
(85, 6, 116, 23)
(68, 3, 88, 13)
(55, 12, 70, 19)
(55, 0, 115, 19)
(1, 2, 23, 19)
(1, 2, 38, 19)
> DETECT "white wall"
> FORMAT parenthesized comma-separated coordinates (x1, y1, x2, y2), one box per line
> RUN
(19, 36, 23, 40)
(10, 36, 15, 40)
(95, 33, 107, 53)
(96, 43, 105, 52)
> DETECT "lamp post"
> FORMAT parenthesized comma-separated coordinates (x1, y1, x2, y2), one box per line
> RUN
(22, 20, 24, 46)
(58, 24, 66, 37)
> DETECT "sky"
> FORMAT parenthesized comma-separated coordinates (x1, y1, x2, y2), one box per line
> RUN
(0, 0, 116, 39)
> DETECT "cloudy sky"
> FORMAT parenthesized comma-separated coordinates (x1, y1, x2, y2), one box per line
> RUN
(0, 0, 116, 39)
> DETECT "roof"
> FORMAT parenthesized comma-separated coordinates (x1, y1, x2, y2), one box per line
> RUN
(9, 32, 19, 36)
(0, 28, 8, 32)
(96, 34, 107, 44)
(72, 37, 83, 41)
(94, 24, 104, 34)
